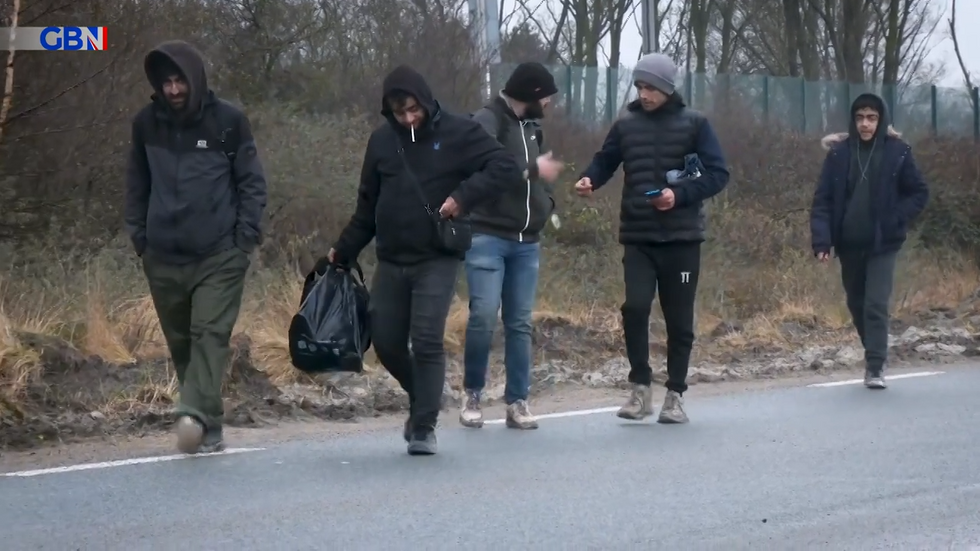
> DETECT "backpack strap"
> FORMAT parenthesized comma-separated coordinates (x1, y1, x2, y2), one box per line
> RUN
(203, 103, 239, 162)
(494, 104, 510, 145)
(479, 101, 510, 145)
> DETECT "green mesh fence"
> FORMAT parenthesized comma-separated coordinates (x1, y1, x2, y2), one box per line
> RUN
(490, 63, 980, 140)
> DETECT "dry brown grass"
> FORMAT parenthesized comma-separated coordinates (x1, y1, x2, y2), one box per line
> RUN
(0, 107, 978, 417)
(0, 309, 43, 413)
(0, 233, 975, 398)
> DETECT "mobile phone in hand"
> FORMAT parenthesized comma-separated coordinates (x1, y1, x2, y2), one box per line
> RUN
(645, 189, 663, 197)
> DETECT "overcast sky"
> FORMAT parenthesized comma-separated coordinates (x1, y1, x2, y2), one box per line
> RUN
(496, 0, 979, 89)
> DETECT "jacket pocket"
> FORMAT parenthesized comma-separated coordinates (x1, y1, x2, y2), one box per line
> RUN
(879, 211, 907, 244)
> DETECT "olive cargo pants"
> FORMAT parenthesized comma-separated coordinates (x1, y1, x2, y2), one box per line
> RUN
(142, 247, 250, 429)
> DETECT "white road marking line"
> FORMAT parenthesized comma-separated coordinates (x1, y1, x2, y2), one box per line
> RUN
(0, 370, 955, 476)
(806, 371, 945, 388)
(483, 406, 620, 425)
(1, 447, 266, 478)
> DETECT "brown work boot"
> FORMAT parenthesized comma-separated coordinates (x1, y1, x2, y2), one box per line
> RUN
(505, 399, 539, 430)
(657, 390, 689, 424)
(616, 384, 654, 420)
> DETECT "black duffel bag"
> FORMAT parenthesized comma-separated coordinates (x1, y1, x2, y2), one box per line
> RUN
(288, 260, 371, 374)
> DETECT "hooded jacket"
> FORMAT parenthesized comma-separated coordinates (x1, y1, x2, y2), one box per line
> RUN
(468, 95, 554, 243)
(332, 65, 521, 266)
(809, 93, 929, 256)
(579, 92, 730, 245)
(123, 40, 268, 265)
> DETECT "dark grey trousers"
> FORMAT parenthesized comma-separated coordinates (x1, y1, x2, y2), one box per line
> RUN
(369, 257, 460, 431)
(838, 250, 898, 372)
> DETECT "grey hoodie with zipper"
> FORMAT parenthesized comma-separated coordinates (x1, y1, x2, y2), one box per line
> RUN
(468, 95, 555, 244)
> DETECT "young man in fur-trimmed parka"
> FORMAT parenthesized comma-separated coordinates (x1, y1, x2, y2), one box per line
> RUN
(810, 92, 929, 389)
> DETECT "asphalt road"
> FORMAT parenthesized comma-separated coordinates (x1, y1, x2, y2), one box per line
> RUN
(3, 368, 980, 550)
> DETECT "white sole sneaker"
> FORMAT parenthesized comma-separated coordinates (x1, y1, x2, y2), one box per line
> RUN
(459, 412, 484, 428)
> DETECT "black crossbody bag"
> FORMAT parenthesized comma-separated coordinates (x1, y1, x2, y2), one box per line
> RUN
(395, 144, 473, 255)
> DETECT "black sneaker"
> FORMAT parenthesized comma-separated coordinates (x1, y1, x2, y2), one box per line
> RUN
(199, 425, 225, 453)
(407, 428, 438, 456)
(403, 396, 415, 443)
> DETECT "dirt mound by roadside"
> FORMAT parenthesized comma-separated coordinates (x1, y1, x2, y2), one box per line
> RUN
(3, 306, 980, 453)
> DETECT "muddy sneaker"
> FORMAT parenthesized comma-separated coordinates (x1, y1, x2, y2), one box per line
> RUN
(617, 384, 654, 420)
(864, 368, 887, 389)
(176, 415, 204, 454)
(459, 390, 484, 428)
(199, 426, 225, 454)
(657, 390, 689, 424)
(407, 428, 438, 456)
(505, 400, 539, 430)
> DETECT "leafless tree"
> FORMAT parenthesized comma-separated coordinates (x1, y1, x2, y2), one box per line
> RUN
(947, 0, 975, 112)
(0, 0, 19, 144)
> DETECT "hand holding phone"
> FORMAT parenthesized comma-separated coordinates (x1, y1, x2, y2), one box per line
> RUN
(646, 187, 676, 211)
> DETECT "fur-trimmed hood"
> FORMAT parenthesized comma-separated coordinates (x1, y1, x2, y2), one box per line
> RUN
(821, 92, 902, 150)
(821, 125, 902, 150)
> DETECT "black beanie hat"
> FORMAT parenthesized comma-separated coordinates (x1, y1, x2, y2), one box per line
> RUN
(503, 62, 559, 103)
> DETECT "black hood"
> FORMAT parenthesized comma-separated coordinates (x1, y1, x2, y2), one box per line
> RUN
(626, 91, 686, 115)
(144, 40, 209, 118)
(380, 65, 440, 124)
(848, 92, 890, 141)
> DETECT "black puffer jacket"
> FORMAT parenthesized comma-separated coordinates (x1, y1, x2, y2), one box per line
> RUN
(579, 93, 730, 245)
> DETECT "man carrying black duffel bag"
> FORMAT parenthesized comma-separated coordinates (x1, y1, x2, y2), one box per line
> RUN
(328, 65, 521, 456)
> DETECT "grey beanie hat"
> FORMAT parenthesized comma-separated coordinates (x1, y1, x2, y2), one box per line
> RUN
(633, 53, 677, 95)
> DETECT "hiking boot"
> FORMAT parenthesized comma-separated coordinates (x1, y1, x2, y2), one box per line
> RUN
(657, 390, 689, 424)
(199, 425, 225, 454)
(407, 428, 438, 456)
(505, 399, 539, 430)
(617, 383, 654, 420)
(459, 390, 484, 428)
(864, 367, 887, 389)
(176, 415, 204, 454)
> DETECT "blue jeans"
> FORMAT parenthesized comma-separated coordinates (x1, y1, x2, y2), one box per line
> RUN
(463, 233, 541, 404)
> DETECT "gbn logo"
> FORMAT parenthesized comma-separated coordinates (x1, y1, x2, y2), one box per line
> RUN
(40, 27, 107, 50)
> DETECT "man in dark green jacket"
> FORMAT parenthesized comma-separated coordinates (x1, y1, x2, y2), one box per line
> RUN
(124, 40, 268, 454)
(459, 62, 565, 431)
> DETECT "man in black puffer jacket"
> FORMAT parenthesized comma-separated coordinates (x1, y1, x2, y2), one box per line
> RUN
(575, 53, 730, 426)
(329, 65, 521, 456)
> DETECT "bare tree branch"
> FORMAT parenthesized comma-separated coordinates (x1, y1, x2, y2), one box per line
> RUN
(947, 0, 975, 106)
(3, 61, 114, 128)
